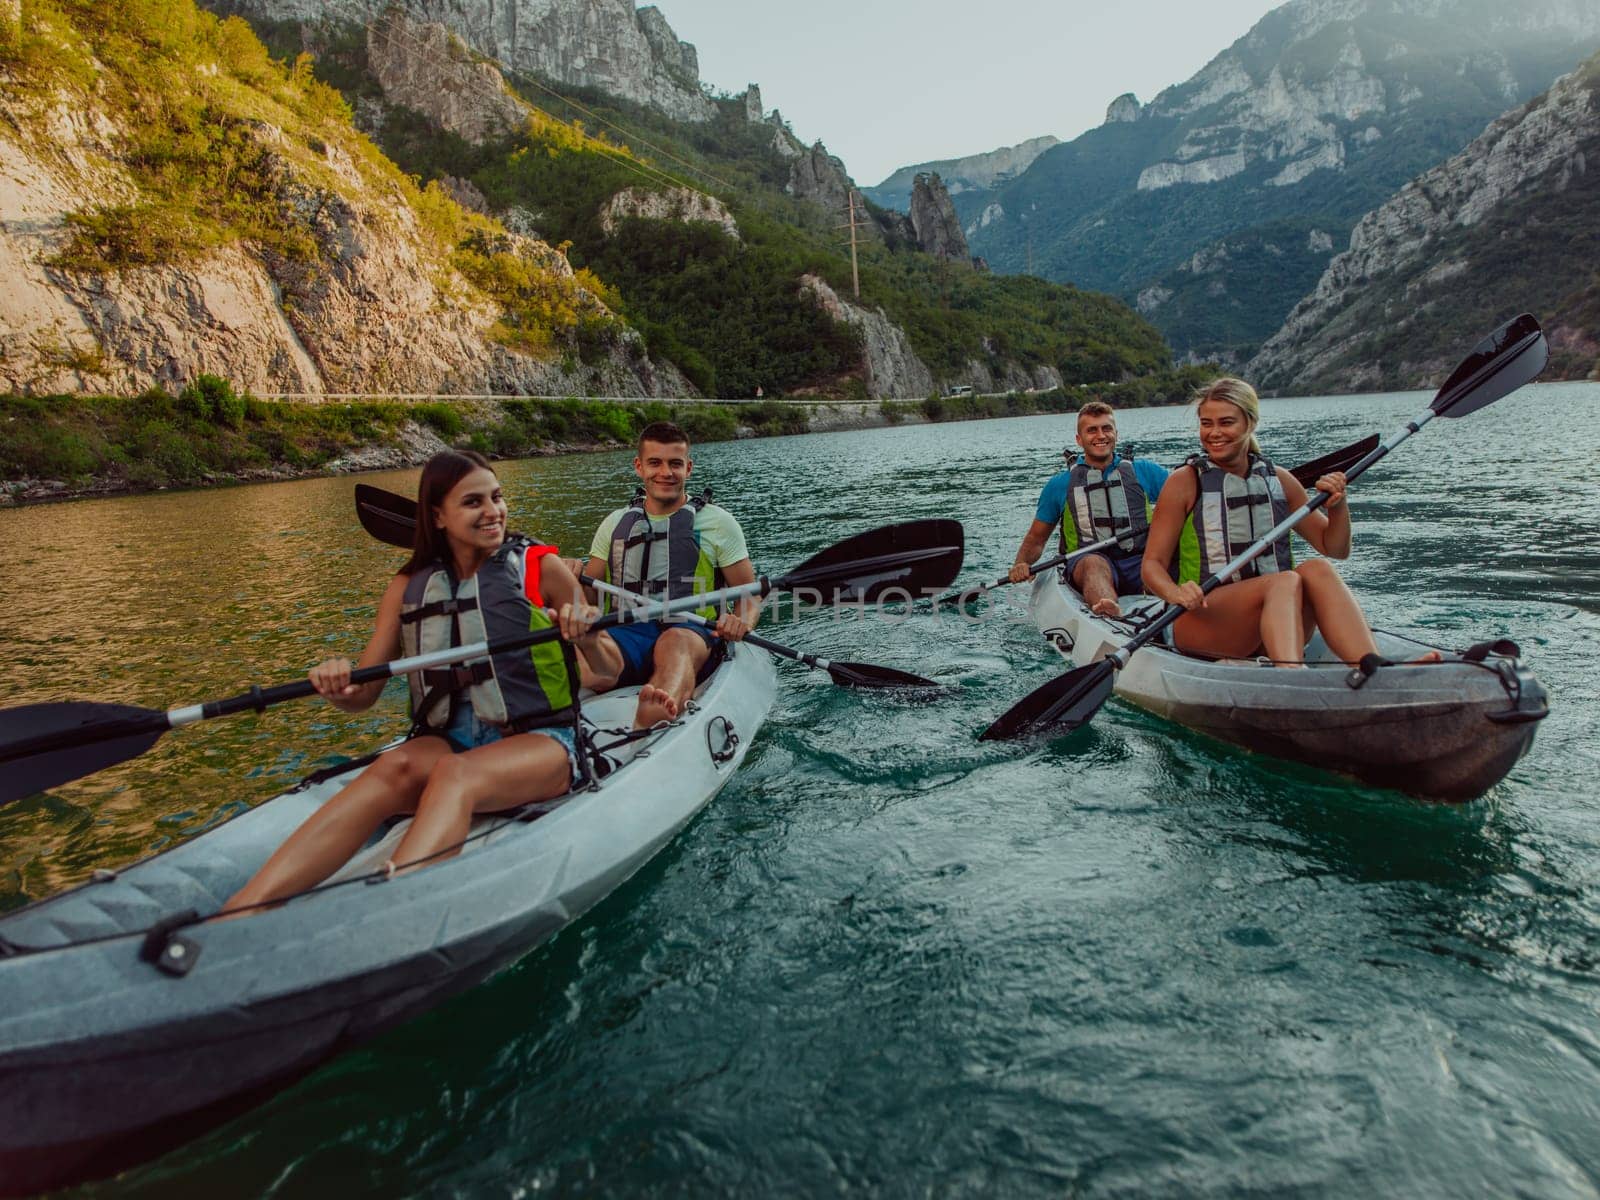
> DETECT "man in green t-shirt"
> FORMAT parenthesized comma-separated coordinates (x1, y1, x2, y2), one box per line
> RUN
(580, 421, 760, 728)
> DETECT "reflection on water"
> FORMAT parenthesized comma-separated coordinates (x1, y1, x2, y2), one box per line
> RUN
(5, 382, 1600, 1194)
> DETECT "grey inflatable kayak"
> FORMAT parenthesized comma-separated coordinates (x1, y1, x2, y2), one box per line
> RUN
(0, 641, 775, 1195)
(1028, 572, 1546, 800)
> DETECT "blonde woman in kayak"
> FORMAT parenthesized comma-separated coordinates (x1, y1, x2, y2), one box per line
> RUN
(1140, 377, 1389, 667)
(221, 451, 620, 916)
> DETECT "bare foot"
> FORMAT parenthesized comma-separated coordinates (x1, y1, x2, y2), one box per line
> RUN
(634, 683, 679, 729)
(1407, 650, 1444, 665)
(1090, 597, 1121, 617)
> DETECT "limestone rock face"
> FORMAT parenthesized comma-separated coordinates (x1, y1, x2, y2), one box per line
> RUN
(599, 187, 740, 240)
(908, 173, 971, 263)
(788, 142, 853, 216)
(1105, 93, 1141, 123)
(739, 84, 763, 123)
(864, 135, 1059, 211)
(800, 275, 934, 400)
(224, 0, 717, 123)
(366, 9, 527, 145)
(0, 91, 686, 398)
(1248, 56, 1600, 390)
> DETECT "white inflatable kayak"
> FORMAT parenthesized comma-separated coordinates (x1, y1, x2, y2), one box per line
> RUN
(0, 641, 775, 1195)
(1028, 571, 1546, 800)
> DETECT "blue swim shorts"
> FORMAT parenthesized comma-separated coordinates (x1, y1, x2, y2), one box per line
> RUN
(607, 619, 718, 687)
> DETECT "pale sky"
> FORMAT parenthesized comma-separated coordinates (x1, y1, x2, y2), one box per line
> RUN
(656, 0, 1286, 185)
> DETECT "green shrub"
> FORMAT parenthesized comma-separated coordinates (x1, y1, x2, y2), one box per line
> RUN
(178, 374, 244, 426)
(414, 403, 464, 439)
(676, 406, 738, 443)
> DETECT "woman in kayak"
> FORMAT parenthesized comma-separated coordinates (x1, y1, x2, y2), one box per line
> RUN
(221, 450, 620, 916)
(1140, 377, 1389, 667)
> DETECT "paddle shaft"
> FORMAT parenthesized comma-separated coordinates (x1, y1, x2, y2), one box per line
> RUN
(942, 535, 1122, 604)
(1104, 410, 1434, 670)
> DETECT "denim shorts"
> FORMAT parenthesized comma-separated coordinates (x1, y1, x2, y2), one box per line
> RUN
(443, 705, 581, 786)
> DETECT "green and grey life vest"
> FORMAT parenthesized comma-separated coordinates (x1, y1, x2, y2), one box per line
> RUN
(605, 488, 722, 621)
(1181, 453, 1293, 585)
(1058, 457, 1152, 561)
(399, 534, 578, 735)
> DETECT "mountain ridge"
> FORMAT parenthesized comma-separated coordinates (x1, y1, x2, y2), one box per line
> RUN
(958, 0, 1600, 364)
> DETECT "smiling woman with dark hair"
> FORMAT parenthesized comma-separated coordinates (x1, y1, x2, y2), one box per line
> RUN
(220, 451, 622, 915)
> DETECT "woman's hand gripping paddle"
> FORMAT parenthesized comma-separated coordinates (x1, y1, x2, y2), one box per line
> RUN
(980, 314, 1548, 741)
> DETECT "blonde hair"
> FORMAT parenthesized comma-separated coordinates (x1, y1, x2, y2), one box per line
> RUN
(1192, 376, 1262, 455)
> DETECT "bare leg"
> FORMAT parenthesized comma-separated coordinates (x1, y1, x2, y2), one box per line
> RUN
(633, 626, 711, 728)
(1173, 572, 1307, 663)
(1294, 559, 1379, 664)
(579, 631, 623, 693)
(219, 736, 454, 916)
(1070, 553, 1121, 617)
(389, 732, 573, 872)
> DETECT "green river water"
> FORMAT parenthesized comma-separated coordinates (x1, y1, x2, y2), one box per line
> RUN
(1, 383, 1598, 1196)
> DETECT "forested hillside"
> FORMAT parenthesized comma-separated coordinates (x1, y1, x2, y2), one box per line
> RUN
(1249, 51, 1600, 392)
(236, 3, 1172, 399)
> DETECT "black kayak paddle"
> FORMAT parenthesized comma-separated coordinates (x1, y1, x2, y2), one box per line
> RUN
(357, 483, 941, 690)
(0, 518, 965, 805)
(980, 314, 1548, 742)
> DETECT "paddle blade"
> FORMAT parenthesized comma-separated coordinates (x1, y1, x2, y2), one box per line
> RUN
(1288, 434, 1380, 487)
(0, 702, 169, 805)
(778, 519, 964, 603)
(823, 661, 941, 689)
(979, 660, 1116, 741)
(1432, 313, 1547, 418)
(355, 483, 418, 550)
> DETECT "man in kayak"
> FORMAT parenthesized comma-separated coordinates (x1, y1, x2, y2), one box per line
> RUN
(580, 421, 759, 728)
(1007, 401, 1170, 616)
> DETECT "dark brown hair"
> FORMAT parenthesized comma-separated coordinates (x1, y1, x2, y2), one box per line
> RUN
(403, 450, 496, 575)
(637, 420, 689, 454)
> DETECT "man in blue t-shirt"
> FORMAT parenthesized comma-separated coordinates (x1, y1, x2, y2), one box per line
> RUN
(1008, 401, 1170, 616)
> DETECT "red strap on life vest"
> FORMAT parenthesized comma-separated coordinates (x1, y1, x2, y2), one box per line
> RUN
(522, 543, 559, 608)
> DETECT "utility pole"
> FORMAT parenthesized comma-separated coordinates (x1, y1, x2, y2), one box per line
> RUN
(846, 189, 861, 300)
(835, 190, 862, 300)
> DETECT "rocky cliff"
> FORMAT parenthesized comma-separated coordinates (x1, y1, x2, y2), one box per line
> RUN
(963, 0, 1600, 363)
(800, 275, 934, 400)
(217, 0, 716, 123)
(908, 173, 971, 264)
(1248, 53, 1600, 392)
(0, 3, 683, 398)
(864, 135, 1059, 213)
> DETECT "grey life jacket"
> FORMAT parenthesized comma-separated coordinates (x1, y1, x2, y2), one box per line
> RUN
(399, 533, 578, 735)
(1183, 453, 1293, 584)
(604, 487, 721, 619)
(1059, 457, 1152, 560)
